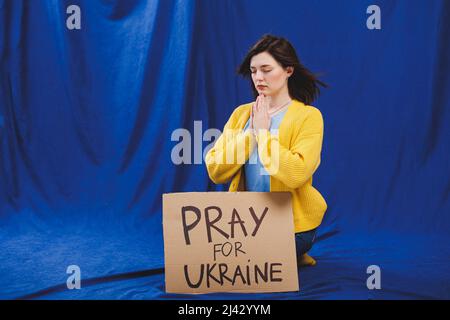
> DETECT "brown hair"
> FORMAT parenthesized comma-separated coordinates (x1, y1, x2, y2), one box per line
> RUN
(237, 34, 327, 105)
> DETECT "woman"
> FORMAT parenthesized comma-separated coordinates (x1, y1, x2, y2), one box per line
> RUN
(205, 34, 327, 267)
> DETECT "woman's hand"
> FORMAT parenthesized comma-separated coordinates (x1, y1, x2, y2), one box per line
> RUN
(252, 94, 271, 134)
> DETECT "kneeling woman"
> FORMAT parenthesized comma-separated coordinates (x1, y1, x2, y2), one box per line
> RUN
(205, 34, 328, 267)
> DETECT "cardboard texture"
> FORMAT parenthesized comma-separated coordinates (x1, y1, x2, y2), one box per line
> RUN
(162, 192, 299, 294)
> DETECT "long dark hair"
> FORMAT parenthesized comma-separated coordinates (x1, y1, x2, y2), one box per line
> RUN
(237, 34, 327, 105)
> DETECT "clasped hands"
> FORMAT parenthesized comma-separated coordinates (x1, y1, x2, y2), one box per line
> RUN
(249, 94, 271, 136)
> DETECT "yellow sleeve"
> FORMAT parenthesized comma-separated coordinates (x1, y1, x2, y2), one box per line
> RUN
(205, 109, 256, 184)
(256, 108, 324, 189)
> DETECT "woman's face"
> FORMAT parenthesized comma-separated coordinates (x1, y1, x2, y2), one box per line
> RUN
(250, 51, 293, 97)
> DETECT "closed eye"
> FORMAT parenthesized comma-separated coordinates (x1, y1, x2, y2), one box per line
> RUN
(250, 69, 272, 73)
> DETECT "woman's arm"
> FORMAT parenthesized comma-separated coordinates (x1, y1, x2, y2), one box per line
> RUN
(256, 108, 324, 189)
(205, 108, 256, 184)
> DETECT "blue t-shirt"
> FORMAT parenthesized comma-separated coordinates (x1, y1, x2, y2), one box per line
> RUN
(243, 107, 289, 191)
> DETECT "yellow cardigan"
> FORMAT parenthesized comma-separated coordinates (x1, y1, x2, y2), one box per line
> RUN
(205, 99, 327, 233)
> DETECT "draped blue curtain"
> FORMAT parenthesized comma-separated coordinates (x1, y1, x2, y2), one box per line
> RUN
(1, 0, 449, 299)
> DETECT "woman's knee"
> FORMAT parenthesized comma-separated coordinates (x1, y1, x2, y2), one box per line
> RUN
(295, 229, 317, 256)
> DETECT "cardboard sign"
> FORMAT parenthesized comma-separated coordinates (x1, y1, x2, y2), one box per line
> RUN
(162, 192, 299, 294)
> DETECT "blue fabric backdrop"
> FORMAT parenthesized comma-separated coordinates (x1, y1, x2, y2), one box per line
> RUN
(1, 0, 449, 299)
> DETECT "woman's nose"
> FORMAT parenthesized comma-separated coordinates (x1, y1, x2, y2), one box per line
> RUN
(254, 70, 264, 81)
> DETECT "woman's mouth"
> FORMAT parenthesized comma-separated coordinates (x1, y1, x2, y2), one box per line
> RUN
(257, 85, 267, 90)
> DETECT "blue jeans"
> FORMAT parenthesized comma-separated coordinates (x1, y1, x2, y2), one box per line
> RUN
(295, 228, 317, 257)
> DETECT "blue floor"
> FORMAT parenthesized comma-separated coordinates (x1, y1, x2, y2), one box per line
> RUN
(1, 215, 449, 300)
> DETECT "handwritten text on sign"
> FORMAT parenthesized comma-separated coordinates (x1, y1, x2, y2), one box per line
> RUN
(162, 192, 299, 294)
